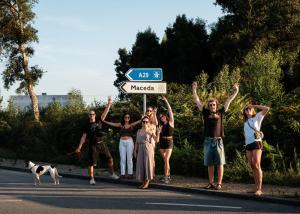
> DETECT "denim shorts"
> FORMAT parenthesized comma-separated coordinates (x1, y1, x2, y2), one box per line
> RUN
(203, 137, 226, 166)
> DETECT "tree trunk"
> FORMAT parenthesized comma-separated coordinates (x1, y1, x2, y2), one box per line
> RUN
(27, 83, 40, 121)
(19, 43, 40, 121)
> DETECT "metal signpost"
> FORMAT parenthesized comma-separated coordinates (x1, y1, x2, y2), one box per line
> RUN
(121, 68, 166, 113)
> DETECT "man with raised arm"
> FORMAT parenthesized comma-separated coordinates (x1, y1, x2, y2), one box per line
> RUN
(192, 82, 239, 190)
(75, 96, 119, 185)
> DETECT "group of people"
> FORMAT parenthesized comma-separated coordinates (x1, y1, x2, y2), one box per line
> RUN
(75, 82, 269, 195)
(75, 96, 174, 189)
(192, 82, 269, 196)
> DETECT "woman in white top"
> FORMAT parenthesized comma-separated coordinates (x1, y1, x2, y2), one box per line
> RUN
(243, 104, 270, 196)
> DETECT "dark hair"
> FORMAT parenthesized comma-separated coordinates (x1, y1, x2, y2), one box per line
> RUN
(159, 113, 169, 125)
(142, 115, 149, 121)
(121, 113, 131, 126)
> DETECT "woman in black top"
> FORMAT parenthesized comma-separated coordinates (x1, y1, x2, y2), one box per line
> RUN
(158, 96, 174, 184)
(103, 112, 141, 179)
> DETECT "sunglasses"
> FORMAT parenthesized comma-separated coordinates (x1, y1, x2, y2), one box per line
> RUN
(142, 120, 149, 123)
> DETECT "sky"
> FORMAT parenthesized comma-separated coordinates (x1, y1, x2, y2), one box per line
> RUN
(0, 0, 223, 106)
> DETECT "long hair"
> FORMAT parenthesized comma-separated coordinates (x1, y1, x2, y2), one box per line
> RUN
(159, 113, 169, 125)
(121, 113, 130, 126)
(243, 107, 256, 122)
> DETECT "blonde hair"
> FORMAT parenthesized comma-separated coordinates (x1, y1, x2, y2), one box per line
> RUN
(243, 106, 256, 121)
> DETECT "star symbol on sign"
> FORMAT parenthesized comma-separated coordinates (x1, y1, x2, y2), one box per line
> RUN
(154, 71, 160, 79)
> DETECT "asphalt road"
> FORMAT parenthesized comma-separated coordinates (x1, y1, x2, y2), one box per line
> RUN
(0, 169, 298, 214)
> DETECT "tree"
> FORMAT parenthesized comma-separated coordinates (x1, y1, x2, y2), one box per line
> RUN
(211, 0, 300, 89)
(65, 88, 85, 114)
(162, 15, 212, 83)
(0, 0, 44, 121)
(113, 48, 131, 99)
(240, 45, 284, 105)
(113, 28, 161, 99)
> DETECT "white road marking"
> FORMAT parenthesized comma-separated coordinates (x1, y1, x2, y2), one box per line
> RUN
(146, 202, 242, 209)
(0, 199, 23, 202)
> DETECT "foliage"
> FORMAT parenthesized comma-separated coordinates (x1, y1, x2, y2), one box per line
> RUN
(113, 48, 131, 99)
(161, 15, 212, 83)
(240, 46, 284, 105)
(212, 0, 300, 90)
(0, 0, 45, 121)
(224, 150, 251, 182)
(65, 88, 86, 115)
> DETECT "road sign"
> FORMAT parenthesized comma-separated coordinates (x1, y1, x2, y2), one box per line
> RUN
(125, 68, 163, 81)
(120, 81, 167, 94)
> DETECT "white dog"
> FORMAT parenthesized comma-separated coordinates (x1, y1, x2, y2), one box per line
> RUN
(25, 161, 62, 185)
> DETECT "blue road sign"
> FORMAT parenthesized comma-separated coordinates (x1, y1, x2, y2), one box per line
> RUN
(125, 68, 163, 81)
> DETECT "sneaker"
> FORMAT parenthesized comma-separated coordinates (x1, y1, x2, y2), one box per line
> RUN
(89, 177, 96, 185)
(161, 176, 170, 184)
(110, 174, 119, 180)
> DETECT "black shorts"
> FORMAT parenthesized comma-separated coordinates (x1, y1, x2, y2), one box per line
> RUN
(245, 141, 263, 151)
(160, 140, 174, 150)
(88, 142, 112, 166)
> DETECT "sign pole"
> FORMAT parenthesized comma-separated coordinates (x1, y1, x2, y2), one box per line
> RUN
(143, 94, 146, 114)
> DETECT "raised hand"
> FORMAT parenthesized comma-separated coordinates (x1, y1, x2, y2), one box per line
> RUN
(233, 83, 239, 91)
(108, 96, 113, 105)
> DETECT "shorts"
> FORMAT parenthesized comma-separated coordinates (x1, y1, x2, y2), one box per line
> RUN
(203, 137, 226, 166)
(160, 140, 173, 149)
(88, 142, 112, 166)
(245, 141, 263, 151)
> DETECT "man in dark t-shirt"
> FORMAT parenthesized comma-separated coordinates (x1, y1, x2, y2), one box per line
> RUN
(75, 96, 119, 185)
(192, 82, 239, 190)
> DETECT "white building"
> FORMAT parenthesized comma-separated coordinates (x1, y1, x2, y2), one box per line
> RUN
(10, 93, 69, 110)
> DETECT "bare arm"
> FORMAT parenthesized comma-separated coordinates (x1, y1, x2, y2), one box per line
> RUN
(101, 96, 113, 121)
(250, 104, 270, 116)
(224, 83, 239, 112)
(102, 120, 121, 128)
(192, 81, 203, 111)
(75, 133, 87, 152)
(151, 126, 161, 143)
(162, 96, 174, 127)
(130, 117, 142, 127)
(153, 107, 158, 126)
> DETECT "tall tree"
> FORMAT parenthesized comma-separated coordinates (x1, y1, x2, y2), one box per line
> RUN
(240, 45, 284, 105)
(211, 0, 300, 89)
(113, 28, 161, 99)
(0, 0, 44, 121)
(162, 15, 212, 83)
(130, 27, 161, 67)
(113, 48, 131, 99)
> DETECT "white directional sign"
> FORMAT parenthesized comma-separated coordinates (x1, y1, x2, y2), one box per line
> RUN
(120, 81, 167, 94)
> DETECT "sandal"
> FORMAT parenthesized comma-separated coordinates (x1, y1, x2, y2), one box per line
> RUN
(215, 183, 222, 190)
(204, 183, 215, 189)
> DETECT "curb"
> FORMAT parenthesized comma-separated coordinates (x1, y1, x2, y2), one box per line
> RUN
(1, 165, 299, 207)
